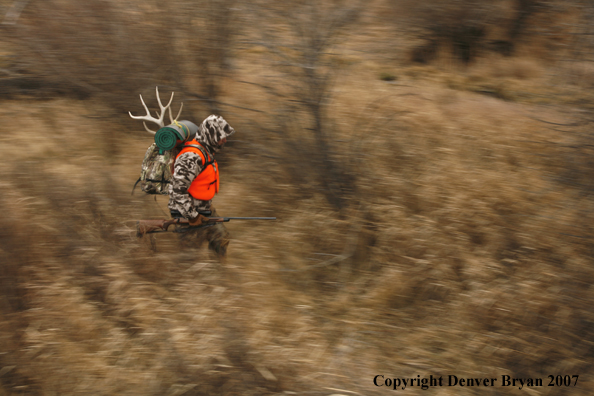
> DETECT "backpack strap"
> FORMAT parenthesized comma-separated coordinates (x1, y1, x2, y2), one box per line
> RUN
(131, 177, 141, 195)
(184, 144, 215, 167)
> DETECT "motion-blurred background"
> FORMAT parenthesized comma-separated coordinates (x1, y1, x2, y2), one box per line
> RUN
(0, 0, 593, 394)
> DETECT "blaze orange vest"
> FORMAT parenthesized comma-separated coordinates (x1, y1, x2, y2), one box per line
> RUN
(176, 140, 219, 201)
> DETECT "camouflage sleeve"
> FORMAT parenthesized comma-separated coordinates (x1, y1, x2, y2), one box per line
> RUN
(169, 152, 205, 219)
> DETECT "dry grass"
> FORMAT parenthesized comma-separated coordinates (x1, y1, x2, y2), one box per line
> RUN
(1, 1, 594, 395)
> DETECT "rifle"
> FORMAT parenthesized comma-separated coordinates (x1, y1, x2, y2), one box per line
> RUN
(136, 217, 276, 237)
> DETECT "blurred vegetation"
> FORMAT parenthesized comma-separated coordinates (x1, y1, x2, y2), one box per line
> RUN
(1, 0, 594, 395)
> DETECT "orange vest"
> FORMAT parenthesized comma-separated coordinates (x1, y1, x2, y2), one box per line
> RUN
(176, 140, 219, 201)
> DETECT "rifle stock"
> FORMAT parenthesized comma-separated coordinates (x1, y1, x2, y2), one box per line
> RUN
(136, 217, 276, 237)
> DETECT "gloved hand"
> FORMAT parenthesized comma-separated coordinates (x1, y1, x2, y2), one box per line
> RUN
(188, 214, 209, 227)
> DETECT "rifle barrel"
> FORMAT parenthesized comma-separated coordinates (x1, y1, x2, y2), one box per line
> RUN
(223, 217, 276, 220)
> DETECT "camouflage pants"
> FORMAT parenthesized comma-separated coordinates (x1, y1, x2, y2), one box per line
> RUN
(174, 208, 230, 257)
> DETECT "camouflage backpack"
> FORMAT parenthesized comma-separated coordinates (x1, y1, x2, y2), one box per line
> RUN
(128, 86, 199, 195)
(132, 143, 177, 195)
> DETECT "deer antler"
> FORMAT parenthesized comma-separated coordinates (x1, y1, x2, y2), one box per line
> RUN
(129, 86, 183, 134)
(168, 102, 184, 124)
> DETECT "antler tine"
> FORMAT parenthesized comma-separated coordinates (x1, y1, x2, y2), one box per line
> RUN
(143, 122, 157, 135)
(139, 93, 151, 115)
(168, 102, 184, 124)
(128, 94, 150, 119)
(155, 86, 175, 117)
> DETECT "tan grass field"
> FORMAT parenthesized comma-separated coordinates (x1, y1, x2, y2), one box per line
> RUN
(0, 1, 593, 395)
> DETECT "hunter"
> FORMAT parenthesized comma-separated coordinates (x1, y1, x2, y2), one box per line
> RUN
(168, 115, 236, 257)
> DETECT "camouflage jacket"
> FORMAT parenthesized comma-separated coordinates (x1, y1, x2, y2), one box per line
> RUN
(168, 115, 235, 219)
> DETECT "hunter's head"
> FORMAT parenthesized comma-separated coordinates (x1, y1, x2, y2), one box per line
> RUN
(197, 115, 235, 153)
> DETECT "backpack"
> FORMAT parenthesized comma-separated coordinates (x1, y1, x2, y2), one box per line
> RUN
(128, 88, 202, 195)
(132, 141, 211, 195)
(131, 119, 200, 195)
(132, 143, 178, 195)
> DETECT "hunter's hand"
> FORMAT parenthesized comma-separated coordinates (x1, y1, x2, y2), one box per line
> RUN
(188, 214, 209, 227)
